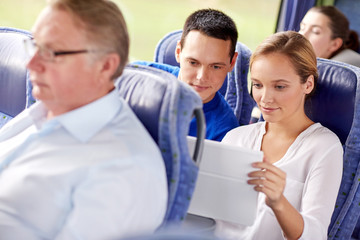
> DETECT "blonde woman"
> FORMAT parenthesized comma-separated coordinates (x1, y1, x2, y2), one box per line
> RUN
(215, 31, 343, 240)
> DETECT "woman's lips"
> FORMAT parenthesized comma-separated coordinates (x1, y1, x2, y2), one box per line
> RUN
(261, 106, 279, 114)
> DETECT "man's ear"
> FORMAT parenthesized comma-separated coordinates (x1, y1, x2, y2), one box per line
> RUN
(175, 40, 181, 63)
(98, 53, 120, 83)
(229, 52, 238, 72)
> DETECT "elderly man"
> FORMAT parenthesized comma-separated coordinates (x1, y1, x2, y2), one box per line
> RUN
(135, 9, 239, 141)
(0, 0, 167, 239)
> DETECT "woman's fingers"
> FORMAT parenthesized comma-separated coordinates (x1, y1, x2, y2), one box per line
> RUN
(248, 169, 285, 185)
(247, 161, 287, 207)
(248, 177, 282, 193)
(251, 161, 286, 179)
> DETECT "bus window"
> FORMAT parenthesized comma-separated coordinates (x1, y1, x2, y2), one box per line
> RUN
(116, 0, 281, 61)
(1, 0, 280, 61)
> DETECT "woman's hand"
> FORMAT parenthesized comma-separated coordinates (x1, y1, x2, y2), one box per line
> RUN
(247, 158, 287, 210)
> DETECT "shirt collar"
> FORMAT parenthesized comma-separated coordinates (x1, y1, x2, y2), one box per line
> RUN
(28, 102, 49, 130)
(54, 89, 122, 143)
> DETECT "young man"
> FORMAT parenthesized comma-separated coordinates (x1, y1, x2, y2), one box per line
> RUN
(136, 9, 239, 141)
(0, 0, 167, 239)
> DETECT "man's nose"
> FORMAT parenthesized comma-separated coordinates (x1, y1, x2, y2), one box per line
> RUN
(26, 50, 44, 73)
(196, 66, 207, 81)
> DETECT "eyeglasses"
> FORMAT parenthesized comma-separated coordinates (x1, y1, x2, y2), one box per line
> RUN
(23, 38, 94, 62)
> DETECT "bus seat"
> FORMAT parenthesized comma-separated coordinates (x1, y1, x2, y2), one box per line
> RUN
(153, 30, 256, 126)
(304, 58, 360, 239)
(115, 63, 205, 229)
(0, 27, 35, 128)
(305, 58, 356, 145)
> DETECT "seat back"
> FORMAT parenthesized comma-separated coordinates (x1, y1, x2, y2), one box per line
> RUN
(154, 30, 255, 125)
(115, 64, 205, 228)
(0, 27, 35, 128)
(303, 58, 360, 239)
(305, 58, 356, 145)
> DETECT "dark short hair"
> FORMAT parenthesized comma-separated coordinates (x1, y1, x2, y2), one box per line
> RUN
(180, 9, 238, 61)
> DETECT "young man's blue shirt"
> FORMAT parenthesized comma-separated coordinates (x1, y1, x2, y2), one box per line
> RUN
(134, 61, 239, 141)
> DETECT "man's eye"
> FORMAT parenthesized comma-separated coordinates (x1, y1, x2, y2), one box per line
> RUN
(188, 60, 198, 66)
(213, 65, 222, 70)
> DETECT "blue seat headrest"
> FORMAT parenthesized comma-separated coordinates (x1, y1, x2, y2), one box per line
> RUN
(0, 27, 33, 118)
(305, 58, 357, 145)
(116, 65, 171, 142)
(154, 30, 181, 67)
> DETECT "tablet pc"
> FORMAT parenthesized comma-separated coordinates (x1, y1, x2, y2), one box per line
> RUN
(187, 136, 263, 226)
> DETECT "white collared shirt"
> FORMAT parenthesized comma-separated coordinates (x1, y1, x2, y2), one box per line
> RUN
(0, 89, 168, 240)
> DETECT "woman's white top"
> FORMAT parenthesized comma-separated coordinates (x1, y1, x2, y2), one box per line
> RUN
(215, 122, 343, 240)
